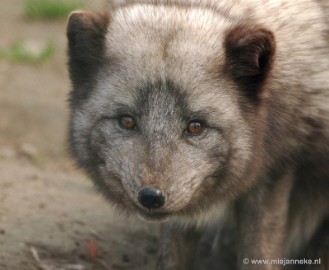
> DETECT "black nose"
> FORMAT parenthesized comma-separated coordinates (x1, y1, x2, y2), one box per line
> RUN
(138, 188, 165, 209)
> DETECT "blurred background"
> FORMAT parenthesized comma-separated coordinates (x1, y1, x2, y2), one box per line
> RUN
(0, 1, 158, 269)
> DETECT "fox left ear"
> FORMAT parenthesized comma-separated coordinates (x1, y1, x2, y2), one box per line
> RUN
(224, 25, 276, 99)
(67, 10, 110, 91)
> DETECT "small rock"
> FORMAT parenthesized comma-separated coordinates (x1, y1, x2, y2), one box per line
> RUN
(19, 143, 38, 159)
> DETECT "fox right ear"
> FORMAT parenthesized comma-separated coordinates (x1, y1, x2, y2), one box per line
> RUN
(67, 10, 110, 88)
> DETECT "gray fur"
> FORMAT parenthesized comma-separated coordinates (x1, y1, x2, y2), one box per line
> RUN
(67, 0, 329, 269)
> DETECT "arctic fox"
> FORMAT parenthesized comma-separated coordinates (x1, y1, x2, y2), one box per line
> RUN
(67, 0, 329, 269)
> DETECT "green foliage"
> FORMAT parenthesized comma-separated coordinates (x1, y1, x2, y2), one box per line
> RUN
(0, 40, 55, 64)
(25, 0, 85, 19)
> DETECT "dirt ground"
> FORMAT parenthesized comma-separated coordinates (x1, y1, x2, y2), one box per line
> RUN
(0, 1, 159, 269)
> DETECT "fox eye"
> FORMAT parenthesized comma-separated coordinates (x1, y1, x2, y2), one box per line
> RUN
(117, 115, 136, 129)
(185, 120, 205, 135)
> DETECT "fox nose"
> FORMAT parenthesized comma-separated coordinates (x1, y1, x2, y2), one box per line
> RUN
(138, 188, 165, 209)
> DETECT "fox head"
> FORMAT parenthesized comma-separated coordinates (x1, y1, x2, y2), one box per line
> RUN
(67, 4, 275, 222)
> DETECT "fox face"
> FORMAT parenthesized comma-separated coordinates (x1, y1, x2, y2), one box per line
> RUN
(67, 5, 275, 222)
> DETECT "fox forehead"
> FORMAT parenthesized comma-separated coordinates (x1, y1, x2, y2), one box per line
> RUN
(103, 6, 231, 86)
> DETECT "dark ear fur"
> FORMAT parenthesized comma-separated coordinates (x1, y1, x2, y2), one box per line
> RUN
(224, 25, 276, 99)
(67, 10, 110, 102)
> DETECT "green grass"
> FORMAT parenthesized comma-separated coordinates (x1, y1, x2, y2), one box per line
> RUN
(0, 40, 55, 64)
(25, 0, 85, 19)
